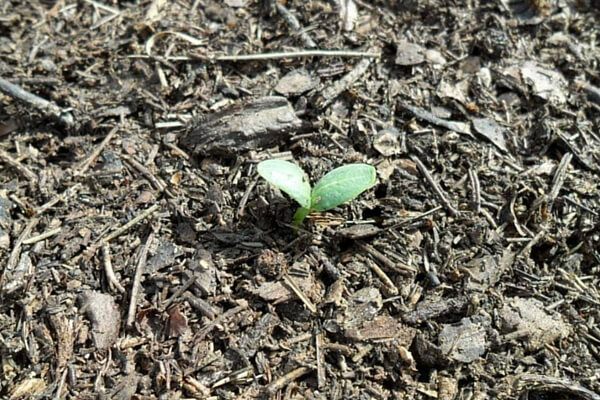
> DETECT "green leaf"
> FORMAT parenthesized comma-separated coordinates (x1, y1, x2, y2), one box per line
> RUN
(311, 164, 376, 211)
(257, 160, 311, 209)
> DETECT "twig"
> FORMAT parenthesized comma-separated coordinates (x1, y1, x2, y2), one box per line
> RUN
(35, 183, 81, 216)
(126, 232, 154, 327)
(282, 274, 317, 313)
(0, 76, 74, 127)
(516, 374, 600, 400)
(410, 154, 460, 217)
(357, 241, 416, 275)
(163, 142, 190, 160)
(100, 204, 161, 245)
(548, 152, 572, 211)
(22, 227, 61, 245)
(102, 244, 126, 293)
(315, 330, 325, 389)
(128, 49, 380, 63)
(70, 203, 160, 264)
(519, 228, 546, 257)
(93, 348, 112, 392)
(275, 3, 317, 48)
(0, 218, 38, 293)
(468, 168, 481, 213)
(54, 368, 68, 400)
(183, 292, 216, 320)
(563, 196, 598, 217)
(399, 102, 472, 136)
(265, 366, 311, 395)
(0, 148, 38, 182)
(236, 178, 258, 219)
(388, 205, 443, 229)
(318, 58, 371, 109)
(211, 366, 254, 388)
(582, 82, 600, 106)
(194, 301, 248, 341)
(83, 0, 119, 14)
(216, 49, 379, 61)
(161, 275, 196, 312)
(74, 125, 119, 176)
(122, 154, 167, 192)
(364, 257, 398, 296)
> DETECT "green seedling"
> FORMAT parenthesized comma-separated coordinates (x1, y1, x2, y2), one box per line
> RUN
(257, 160, 376, 227)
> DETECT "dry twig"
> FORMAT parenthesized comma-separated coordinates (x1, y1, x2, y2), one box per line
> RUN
(0, 76, 74, 127)
(126, 232, 154, 327)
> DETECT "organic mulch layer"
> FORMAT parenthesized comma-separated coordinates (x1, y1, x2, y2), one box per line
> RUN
(1, 0, 600, 399)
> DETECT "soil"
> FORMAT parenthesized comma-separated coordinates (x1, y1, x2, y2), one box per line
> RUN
(1, 0, 600, 399)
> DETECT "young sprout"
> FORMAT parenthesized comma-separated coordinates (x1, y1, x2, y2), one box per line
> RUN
(257, 159, 376, 227)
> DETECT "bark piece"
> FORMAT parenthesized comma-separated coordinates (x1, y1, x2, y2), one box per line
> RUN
(180, 96, 303, 155)
(403, 296, 469, 325)
(345, 314, 416, 344)
(336, 224, 380, 240)
(48, 314, 74, 369)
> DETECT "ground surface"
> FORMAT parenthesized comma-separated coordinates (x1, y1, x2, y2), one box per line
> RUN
(1, 0, 600, 399)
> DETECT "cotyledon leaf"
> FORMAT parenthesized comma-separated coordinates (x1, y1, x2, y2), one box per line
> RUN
(257, 160, 311, 209)
(311, 164, 376, 211)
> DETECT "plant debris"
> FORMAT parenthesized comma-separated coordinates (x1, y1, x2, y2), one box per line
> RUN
(1, 0, 600, 398)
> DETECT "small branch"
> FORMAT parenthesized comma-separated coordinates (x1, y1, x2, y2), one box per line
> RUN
(265, 366, 311, 395)
(214, 49, 379, 61)
(0, 76, 74, 128)
(70, 203, 160, 264)
(193, 301, 248, 341)
(519, 228, 547, 257)
(357, 241, 416, 275)
(0, 218, 39, 294)
(103, 244, 126, 294)
(22, 227, 61, 245)
(468, 168, 481, 213)
(582, 82, 600, 105)
(364, 257, 398, 296)
(160, 275, 196, 312)
(282, 274, 317, 313)
(318, 58, 371, 109)
(516, 374, 600, 400)
(410, 154, 460, 217)
(122, 154, 167, 192)
(315, 330, 325, 389)
(35, 183, 81, 216)
(128, 49, 380, 63)
(74, 125, 119, 176)
(0, 148, 38, 182)
(183, 292, 217, 320)
(275, 3, 317, 48)
(548, 152, 572, 211)
(126, 232, 154, 328)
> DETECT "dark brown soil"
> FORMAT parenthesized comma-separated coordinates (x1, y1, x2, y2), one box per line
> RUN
(1, 0, 600, 399)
